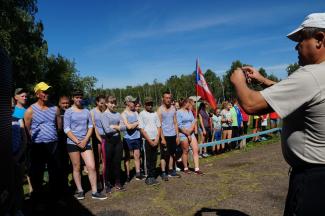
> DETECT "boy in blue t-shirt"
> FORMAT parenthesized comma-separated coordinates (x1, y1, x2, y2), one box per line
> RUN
(12, 88, 27, 119)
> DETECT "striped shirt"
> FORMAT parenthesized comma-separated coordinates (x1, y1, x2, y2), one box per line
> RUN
(101, 110, 126, 137)
(64, 107, 93, 145)
(176, 109, 195, 138)
(158, 105, 177, 137)
(123, 111, 140, 140)
(31, 104, 58, 143)
(91, 108, 105, 136)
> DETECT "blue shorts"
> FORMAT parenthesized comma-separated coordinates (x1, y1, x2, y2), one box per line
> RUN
(179, 134, 195, 142)
(124, 138, 141, 151)
(214, 130, 222, 141)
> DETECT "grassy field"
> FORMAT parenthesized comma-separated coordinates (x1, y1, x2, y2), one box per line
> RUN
(23, 133, 288, 216)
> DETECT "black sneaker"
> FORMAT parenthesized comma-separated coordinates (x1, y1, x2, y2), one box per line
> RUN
(75, 191, 85, 200)
(168, 170, 181, 178)
(91, 192, 107, 200)
(126, 175, 131, 183)
(161, 172, 169, 181)
(105, 185, 112, 194)
(145, 177, 160, 186)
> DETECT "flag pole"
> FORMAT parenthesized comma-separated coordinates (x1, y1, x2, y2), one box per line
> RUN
(196, 58, 199, 118)
(196, 58, 199, 142)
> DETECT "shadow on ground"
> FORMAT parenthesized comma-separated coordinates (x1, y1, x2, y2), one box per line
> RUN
(195, 208, 250, 216)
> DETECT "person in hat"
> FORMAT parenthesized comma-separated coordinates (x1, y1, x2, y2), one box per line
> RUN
(230, 13, 325, 215)
(122, 95, 144, 181)
(24, 82, 64, 202)
(64, 90, 107, 200)
(12, 88, 27, 119)
(139, 96, 161, 185)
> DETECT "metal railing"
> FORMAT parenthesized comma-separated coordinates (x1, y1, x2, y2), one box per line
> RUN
(199, 128, 282, 148)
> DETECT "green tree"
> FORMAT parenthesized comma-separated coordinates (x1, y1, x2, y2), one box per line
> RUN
(204, 69, 223, 101)
(223, 60, 243, 100)
(286, 63, 300, 76)
(0, 0, 48, 89)
(267, 74, 280, 82)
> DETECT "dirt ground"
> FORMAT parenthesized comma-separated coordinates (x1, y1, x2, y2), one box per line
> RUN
(24, 139, 290, 216)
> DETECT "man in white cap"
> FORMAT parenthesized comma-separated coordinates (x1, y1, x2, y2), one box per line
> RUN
(230, 13, 325, 215)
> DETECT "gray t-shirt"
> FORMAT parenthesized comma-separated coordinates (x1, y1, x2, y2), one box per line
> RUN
(261, 61, 325, 167)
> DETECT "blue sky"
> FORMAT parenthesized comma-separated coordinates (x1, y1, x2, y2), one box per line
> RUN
(37, 0, 323, 88)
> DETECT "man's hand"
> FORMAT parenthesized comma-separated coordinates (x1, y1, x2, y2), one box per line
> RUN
(230, 68, 247, 86)
(242, 66, 265, 83)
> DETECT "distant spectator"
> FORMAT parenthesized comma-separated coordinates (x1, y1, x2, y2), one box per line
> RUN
(211, 108, 222, 154)
(252, 115, 261, 142)
(238, 105, 250, 135)
(198, 102, 213, 157)
(220, 101, 232, 152)
(269, 112, 279, 129)
(231, 99, 243, 149)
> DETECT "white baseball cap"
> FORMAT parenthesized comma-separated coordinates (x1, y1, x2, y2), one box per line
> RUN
(287, 13, 325, 42)
(189, 96, 201, 102)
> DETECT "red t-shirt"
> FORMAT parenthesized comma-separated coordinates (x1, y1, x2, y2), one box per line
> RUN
(239, 106, 249, 122)
(269, 112, 279, 119)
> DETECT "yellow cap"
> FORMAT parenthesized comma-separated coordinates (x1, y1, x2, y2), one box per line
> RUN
(34, 82, 51, 93)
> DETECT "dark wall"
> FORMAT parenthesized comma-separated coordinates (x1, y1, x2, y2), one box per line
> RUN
(0, 47, 14, 214)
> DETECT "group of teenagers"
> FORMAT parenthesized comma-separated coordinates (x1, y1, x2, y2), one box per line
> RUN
(11, 81, 280, 207)
(12, 81, 213, 205)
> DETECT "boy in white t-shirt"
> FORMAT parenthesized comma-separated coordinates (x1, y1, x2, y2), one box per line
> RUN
(139, 97, 161, 186)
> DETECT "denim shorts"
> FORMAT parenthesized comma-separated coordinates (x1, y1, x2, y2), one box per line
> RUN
(124, 138, 141, 150)
(179, 134, 195, 142)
